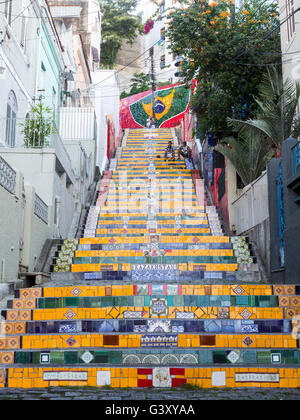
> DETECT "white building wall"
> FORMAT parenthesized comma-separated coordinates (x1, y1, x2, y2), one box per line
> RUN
(22, 184, 51, 271)
(0, 165, 24, 282)
(279, 0, 300, 112)
(232, 172, 269, 235)
(141, 0, 181, 85)
(91, 70, 120, 172)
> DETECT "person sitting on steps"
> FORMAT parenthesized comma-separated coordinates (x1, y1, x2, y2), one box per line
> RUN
(178, 141, 192, 161)
(164, 141, 175, 161)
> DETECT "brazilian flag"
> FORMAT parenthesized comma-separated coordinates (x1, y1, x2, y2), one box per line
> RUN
(129, 85, 191, 128)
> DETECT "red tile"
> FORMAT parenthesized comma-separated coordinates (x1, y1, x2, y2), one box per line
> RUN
(148, 285, 152, 295)
(178, 285, 182, 295)
(170, 368, 185, 376)
(137, 368, 152, 375)
(163, 285, 168, 295)
(137, 379, 153, 388)
(133, 285, 138, 296)
(172, 378, 187, 387)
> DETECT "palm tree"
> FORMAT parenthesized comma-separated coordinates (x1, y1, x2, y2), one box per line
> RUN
(215, 130, 273, 186)
(227, 66, 300, 152)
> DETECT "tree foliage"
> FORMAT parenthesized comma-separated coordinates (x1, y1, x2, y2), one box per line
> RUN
(120, 73, 152, 99)
(165, 0, 281, 135)
(227, 66, 300, 151)
(100, 0, 143, 68)
(215, 131, 273, 186)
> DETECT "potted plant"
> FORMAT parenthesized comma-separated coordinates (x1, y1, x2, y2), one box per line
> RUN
(21, 103, 55, 148)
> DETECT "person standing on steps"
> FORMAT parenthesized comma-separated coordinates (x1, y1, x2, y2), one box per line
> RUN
(146, 117, 151, 129)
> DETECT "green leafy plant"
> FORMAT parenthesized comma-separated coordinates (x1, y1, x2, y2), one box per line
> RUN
(215, 130, 273, 186)
(227, 66, 300, 152)
(165, 0, 281, 134)
(21, 103, 55, 148)
(121, 72, 152, 99)
(99, 0, 143, 69)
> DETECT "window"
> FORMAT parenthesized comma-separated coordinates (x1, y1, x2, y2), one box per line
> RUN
(161, 27, 166, 41)
(149, 47, 154, 57)
(160, 1, 165, 15)
(286, 0, 295, 42)
(5, 0, 13, 25)
(160, 55, 166, 69)
(5, 91, 18, 147)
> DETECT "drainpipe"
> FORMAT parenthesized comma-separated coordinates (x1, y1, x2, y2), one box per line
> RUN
(1, 259, 5, 283)
(34, 14, 42, 105)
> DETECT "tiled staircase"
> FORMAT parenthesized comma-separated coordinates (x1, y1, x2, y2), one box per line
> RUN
(0, 129, 299, 389)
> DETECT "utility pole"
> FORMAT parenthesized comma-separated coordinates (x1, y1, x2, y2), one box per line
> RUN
(150, 47, 156, 127)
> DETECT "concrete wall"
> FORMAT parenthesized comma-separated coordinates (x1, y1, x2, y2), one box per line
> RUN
(0, 147, 76, 239)
(0, 157, 52, 282)
(22, 185, 50, 272)
(232, 171, 269, 235)
(116, 36, 143, 93)
(0, 170, 24, 282)
(268, 138, 300, 284)
(91, 70, 120, 172)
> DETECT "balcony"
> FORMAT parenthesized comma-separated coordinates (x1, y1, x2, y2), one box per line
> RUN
(0, 116, 75, 187)
(59, 107, 97, 142)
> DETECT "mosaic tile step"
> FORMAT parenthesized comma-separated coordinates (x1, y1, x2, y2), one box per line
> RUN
(74, 250, 235, 257)
(1, 319, 293, 335)
(4, 348, 300, 367)
(0, 333, 297, 350)
(71, 263, 239, 273)
(8, 293, 286, 310)
(4, 306, 296, 322)
(3, 129, 298, 389)
(16, 284, 282, 298)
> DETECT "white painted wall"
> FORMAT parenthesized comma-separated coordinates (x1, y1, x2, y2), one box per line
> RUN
(22, 184, 51, 271)
(232, 171, 269, 235)
(0, 147, 77, 239)
(141, 0, 181, 85)
(90, 70, 120, 172)
(279, 0, 300, 112)
(0, 168, 24, 282)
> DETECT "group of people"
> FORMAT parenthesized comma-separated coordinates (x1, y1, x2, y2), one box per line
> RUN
(146, 117, 156, 129)
(164, 141, 192, 162)
(145, 118, 192, 163)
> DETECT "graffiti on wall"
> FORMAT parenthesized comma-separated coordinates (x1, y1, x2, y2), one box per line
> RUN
(120, 83, 192, 129)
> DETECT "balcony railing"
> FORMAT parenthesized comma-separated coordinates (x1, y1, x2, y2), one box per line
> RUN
(59, 107, 97, 141)
(34, 193, 49, 224)
(292, 142, 300, 176)
(0, 155, 16, 194)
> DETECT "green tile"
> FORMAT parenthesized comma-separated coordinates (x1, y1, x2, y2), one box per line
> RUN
(50, 351, 64, 363)
(108, 352, 123, 364)
(173, 295, 184, 306)
(235, 296, 249, 306)
(65, 297, 79, 307)
(257, 351, 271, 363)
(37, 298, 45, 309)
(134, 296, 144, 307)
(64, 351, 79, 364)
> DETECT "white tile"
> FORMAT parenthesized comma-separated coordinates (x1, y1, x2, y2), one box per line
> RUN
(212, 371, 226, 387)
(97, 371, 111, 386)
